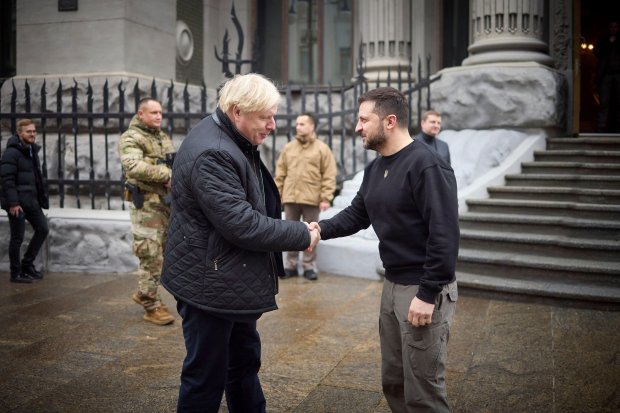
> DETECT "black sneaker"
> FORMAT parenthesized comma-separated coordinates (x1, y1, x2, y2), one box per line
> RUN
(303, 269, 318, 281)
(21, 264, 43, 280)
(281, 269, 298, 279)
(10, 273, 34, 284)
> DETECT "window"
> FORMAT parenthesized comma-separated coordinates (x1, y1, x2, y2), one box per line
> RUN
(257, 0, 353, 85)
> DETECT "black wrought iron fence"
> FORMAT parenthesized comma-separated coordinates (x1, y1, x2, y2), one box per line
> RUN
(0, 56, 438, 210)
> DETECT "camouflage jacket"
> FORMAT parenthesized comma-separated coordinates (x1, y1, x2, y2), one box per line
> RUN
(118, 115, 175, 196)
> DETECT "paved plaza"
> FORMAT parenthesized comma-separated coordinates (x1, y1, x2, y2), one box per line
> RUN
(1, 271, 619, 412)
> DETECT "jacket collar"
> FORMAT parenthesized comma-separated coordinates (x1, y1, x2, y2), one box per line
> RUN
(8, 135, 40, 154)
(128, 114, 161, 135)
(213, 107, 256, 152)
(295, 132, 317, 147)
(420, 131, 435, 143)
(419, 132, 439, 149)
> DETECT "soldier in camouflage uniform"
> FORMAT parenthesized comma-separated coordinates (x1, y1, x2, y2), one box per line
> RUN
(118, 97, 176, 325)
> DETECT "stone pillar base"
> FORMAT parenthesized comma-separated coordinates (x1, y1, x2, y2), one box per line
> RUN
(431, 62, 567, 131)
(463, 37, 554, 66)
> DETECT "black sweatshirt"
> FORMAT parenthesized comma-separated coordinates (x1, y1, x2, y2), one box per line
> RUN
(319, 139, 459, 304)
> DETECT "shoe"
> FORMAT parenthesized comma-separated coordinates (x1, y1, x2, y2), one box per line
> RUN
(10, 273, 34, 284)
(132, 291, 157, 307)
(303, 269, 318, 281)
(281, 268, 298, 279)
(143, 306, 175, 325)
(21, 264, 43, 280)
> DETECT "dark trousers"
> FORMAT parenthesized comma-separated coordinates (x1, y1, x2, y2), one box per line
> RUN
(7, 203, 49, 276)
(283, 203, 319, 270)
(176, 300, 266, 413)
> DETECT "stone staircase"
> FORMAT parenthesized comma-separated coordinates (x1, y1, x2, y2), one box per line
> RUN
(457, 135, 620, 303)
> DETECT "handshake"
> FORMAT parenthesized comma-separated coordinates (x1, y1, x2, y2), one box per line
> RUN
(304, 222, 321, 252)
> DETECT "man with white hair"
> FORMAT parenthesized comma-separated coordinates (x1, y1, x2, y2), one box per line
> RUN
(162, 73, 319, 412)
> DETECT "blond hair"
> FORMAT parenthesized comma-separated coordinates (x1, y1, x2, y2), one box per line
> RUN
(17, 118, 35, 131)
(218, 73, 281, 113)
(421, 110, 441, 122)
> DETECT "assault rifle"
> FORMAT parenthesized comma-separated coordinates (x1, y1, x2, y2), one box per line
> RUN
(157, 152, 176, 206)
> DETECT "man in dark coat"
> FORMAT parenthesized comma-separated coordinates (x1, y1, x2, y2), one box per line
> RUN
(0, 119, 49, 283)
(161, 73, 319, 412)
(416, 110, 451, 165)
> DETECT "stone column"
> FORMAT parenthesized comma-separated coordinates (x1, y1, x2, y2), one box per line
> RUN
(357, 0, 412, 82)
(463, 0, 554, 66)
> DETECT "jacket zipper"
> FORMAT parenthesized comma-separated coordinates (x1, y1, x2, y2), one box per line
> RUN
(251, 152, 266, 208)
(250, 150, 276, 293)
(269, 253, 279, 294)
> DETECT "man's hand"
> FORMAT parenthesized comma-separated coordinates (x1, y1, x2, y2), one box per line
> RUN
(308, 221, 321, 234)
(304, 222, 321, 252)
(408, 296, 435, 327)
(9, 205, 23, 217)
(306, 228, 320, 252)
(319, 201, 330, 211)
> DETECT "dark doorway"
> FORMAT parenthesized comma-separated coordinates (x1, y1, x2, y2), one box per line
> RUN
(0, 0, 16, 86)
(442, 0, 469, 68)
(579, 2, 620, 133)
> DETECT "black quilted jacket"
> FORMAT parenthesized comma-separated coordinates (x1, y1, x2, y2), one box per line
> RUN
(161, 109, 310, 317)
(0, 136, 49, 211)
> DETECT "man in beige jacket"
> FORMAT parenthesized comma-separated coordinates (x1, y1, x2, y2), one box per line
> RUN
(275, 113, 337, 280)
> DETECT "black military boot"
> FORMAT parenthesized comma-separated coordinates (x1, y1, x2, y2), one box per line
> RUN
(10, 272, 34, 283)
(21, 264, 43, 280)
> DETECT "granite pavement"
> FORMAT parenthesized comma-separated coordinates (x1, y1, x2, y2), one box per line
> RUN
(1, 271, 619, 413)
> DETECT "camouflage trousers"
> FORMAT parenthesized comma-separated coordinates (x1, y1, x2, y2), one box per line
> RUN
(129, 198, 170, 310)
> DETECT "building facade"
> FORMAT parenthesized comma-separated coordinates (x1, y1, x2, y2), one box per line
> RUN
(1, 0, 618, 138)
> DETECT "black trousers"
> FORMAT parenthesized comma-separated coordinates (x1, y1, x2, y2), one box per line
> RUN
(7, 202, 49, 276)
(176, 300, 266, 413)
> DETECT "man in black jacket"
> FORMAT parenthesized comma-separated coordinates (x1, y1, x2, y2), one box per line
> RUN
(416, 110, 450, 165)
(310, 88, 459, 412)
(161, 73, 319, 412)
(1, 119, 49, 283)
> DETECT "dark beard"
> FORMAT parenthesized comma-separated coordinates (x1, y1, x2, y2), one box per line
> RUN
(363, 124, 387, 151)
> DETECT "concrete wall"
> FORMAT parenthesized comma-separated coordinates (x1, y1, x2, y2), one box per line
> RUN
(0, 208, 137, 274)
(16, 0, 176, 79)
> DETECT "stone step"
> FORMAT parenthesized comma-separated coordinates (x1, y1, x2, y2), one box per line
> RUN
(547, 137, 620, 151)
(504, 173, 620, 189)
(456, 134, 620, 304)
(534, 150, 620, 164)
(465, 198, 620, 220)
(486, 186, 620, 204)
(457, 248, 620, 293)
(456, 271, 620, 303)
(459, 212, 620, 240)
(520, 162, 620, 175)
(459, 229, 620, 262)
